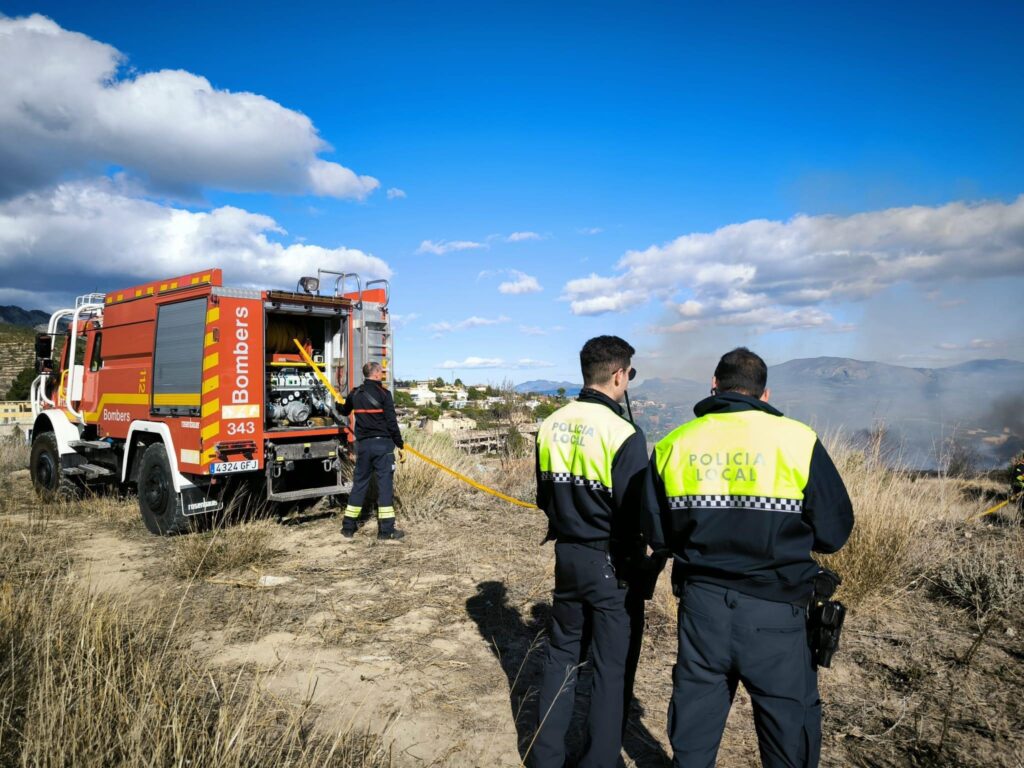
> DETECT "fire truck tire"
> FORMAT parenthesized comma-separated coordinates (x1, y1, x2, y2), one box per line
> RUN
(138, 443, 190, 535)
(29, 431, 80, 501)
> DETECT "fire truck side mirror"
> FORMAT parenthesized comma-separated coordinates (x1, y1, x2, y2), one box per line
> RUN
(34, 333, 51, 359)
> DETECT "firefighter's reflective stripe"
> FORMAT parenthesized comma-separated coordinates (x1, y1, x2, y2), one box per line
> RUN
(654, 410, 816, 504)
(537, 400, 636, 491)
(378, 506, 395, 519)
(352, 409, 384, 414)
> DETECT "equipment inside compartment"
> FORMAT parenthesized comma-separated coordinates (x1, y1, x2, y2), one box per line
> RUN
(265, 312, 343, 428)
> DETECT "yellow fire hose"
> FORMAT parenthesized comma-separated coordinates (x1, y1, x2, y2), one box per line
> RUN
(292, 339, 538, 510)
(965, 494, 1020, 523)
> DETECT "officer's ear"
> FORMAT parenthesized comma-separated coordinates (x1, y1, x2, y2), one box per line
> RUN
(760, 386, 771, 403)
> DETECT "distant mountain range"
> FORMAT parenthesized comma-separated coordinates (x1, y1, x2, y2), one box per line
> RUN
(629, 357, 1024, 469)
(514, 380, 581, 396)
(0, 306, 49, 328)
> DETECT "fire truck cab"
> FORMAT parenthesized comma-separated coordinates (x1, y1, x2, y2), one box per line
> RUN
(28, 268, 393, 534)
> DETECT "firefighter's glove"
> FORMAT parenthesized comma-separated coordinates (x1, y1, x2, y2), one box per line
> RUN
(398, 449, 406, 464)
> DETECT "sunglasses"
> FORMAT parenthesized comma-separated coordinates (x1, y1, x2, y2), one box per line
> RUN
(620, 367, 636, 381)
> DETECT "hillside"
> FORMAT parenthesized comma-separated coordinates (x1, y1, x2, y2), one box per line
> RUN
(0, 305, 49, 328)
(0, 323, 35, 399)
(631, 357, 1024, 469)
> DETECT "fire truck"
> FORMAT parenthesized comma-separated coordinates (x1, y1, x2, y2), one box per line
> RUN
(28, 268, 393, 534)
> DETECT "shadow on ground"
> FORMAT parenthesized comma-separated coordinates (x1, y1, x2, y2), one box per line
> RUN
(466, 580, 671, 767)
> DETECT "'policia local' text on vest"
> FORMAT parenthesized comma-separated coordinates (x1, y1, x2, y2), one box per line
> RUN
(538, 400, 636, 494)
(654, 410, 817, 513)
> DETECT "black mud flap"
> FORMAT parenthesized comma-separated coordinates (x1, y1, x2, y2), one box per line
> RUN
(180, 484, 224, 517)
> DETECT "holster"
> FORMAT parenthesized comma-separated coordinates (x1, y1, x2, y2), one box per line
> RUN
(612, 540, 666, 600)
(807, 566, 846, 668)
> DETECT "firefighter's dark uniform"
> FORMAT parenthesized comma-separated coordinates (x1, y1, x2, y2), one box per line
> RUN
(647, 392, 854, 768)
(338, 378, 404, 535)
(531, 388, 654, 768)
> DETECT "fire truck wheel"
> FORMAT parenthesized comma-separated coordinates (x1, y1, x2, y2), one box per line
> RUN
(138, 443, 190, 535)
(29, 431, 79, 501)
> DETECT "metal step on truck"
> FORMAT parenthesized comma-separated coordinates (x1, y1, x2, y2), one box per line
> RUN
(28, 268, 394, 534)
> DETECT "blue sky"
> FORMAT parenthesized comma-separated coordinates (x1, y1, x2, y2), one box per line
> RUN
(0, 1, 1021, 383)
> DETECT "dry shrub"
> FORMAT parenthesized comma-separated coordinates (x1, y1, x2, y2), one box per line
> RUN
(0, 516, 391, 767)
(394, 433, 477, 519)
(170, 521, 282, 579)
(494, 452, 535, 506)
(932, 530, 1024, 618)
(0, 431, 28, 475)
(816, 434, 934, 609)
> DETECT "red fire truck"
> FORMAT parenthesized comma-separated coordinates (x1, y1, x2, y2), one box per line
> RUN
(28, 268, 393, 534)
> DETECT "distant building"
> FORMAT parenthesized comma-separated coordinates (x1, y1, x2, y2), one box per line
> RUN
(419, 414, 477, 435)
(0, 401, 32, 437)
(398, 384, 437, 405)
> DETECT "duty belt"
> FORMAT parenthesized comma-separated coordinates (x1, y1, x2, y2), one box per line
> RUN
(557, 538, 611, 552)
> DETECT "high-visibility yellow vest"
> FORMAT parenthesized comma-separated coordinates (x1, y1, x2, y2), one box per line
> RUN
(538, 400, 636, 492)
(654, 410, 817, 513)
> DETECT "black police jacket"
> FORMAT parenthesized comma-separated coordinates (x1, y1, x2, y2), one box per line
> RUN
(646, 393, 854, 604)
(535, 388, 650, 546)
(338, 379, 404, 448)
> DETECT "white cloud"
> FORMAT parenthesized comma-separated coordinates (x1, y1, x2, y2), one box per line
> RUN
(438, 357, 505, 369)
(506, 231, 542, 242)
(498, 270, 543, 295)
(0, 14, 378, 200)
(936, 338, 997, 351)
(519, 324, 548, 336)
(436, 357, 555, 369)
(0, 180, 390, 296)
(577, 227, 604, 235)
(427, 315, 510, 334)
(386, 188, 407, 200)
(563, 197, 1024, 332)
(416, 239, 486, 255)
(389, 312, 419, 330)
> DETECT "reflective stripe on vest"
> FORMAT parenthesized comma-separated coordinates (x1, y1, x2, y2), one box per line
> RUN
(654, 410, 816, 513)
(537, 400, 636, 493)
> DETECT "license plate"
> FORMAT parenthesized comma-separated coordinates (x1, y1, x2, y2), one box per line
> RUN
(210, 460, 259, 475)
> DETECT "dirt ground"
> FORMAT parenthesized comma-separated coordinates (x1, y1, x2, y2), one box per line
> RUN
(2, 465, 1022, 767)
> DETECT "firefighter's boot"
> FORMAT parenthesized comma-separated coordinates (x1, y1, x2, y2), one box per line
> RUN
(341, 505, 361, 538)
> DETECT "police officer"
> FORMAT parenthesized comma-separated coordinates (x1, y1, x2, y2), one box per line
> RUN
(646, 347, 854, 768)
(531, 335, 659, 768)
(338, 361, 405, 540)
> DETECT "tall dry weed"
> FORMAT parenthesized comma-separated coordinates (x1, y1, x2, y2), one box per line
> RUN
(169, 520, 282, 579)
(0, 516, 391, 767)
(394, 433, 477, 519)
(815, 434, 942, 609)
(0, 431, 28, 476)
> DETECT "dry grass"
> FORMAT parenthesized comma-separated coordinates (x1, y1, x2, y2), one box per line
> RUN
(170, 520, 283, 579)
(817, 435, 955, 610)
(0, 516, 391, 767)
(0, 431, 28, 475)
(932, 528, 1024, 618)
(394, 433, 477, 519)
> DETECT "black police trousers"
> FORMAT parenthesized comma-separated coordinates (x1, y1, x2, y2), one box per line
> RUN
(529, 542, 645, 768)
(669, 582, 821, 768)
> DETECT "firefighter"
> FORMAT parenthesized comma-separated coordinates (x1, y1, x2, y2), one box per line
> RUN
(337, 361, 406, 540)
(646, 347, 854, 768)
(531, 335, 660, 768)
(1012, 452, 1024, 511)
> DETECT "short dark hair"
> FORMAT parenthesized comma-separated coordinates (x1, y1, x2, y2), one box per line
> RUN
(580, 335, 635, 387)
(714, 347, 767, 398)
(363, 361, 382, 378)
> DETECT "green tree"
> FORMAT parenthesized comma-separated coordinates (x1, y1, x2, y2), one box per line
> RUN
(467, 387, 486, 401)
(533, 401, 558, 420)
(556, 387, 566, 401)
(5, 365, 36, 400)
(454, 378, 464, 387)
(433, 377, 445, 388)
(394, 390, 415, 408)
(417, 404, 441, 420)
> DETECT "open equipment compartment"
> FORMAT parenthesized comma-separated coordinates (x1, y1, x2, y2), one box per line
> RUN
(263, 291, 351, 433)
